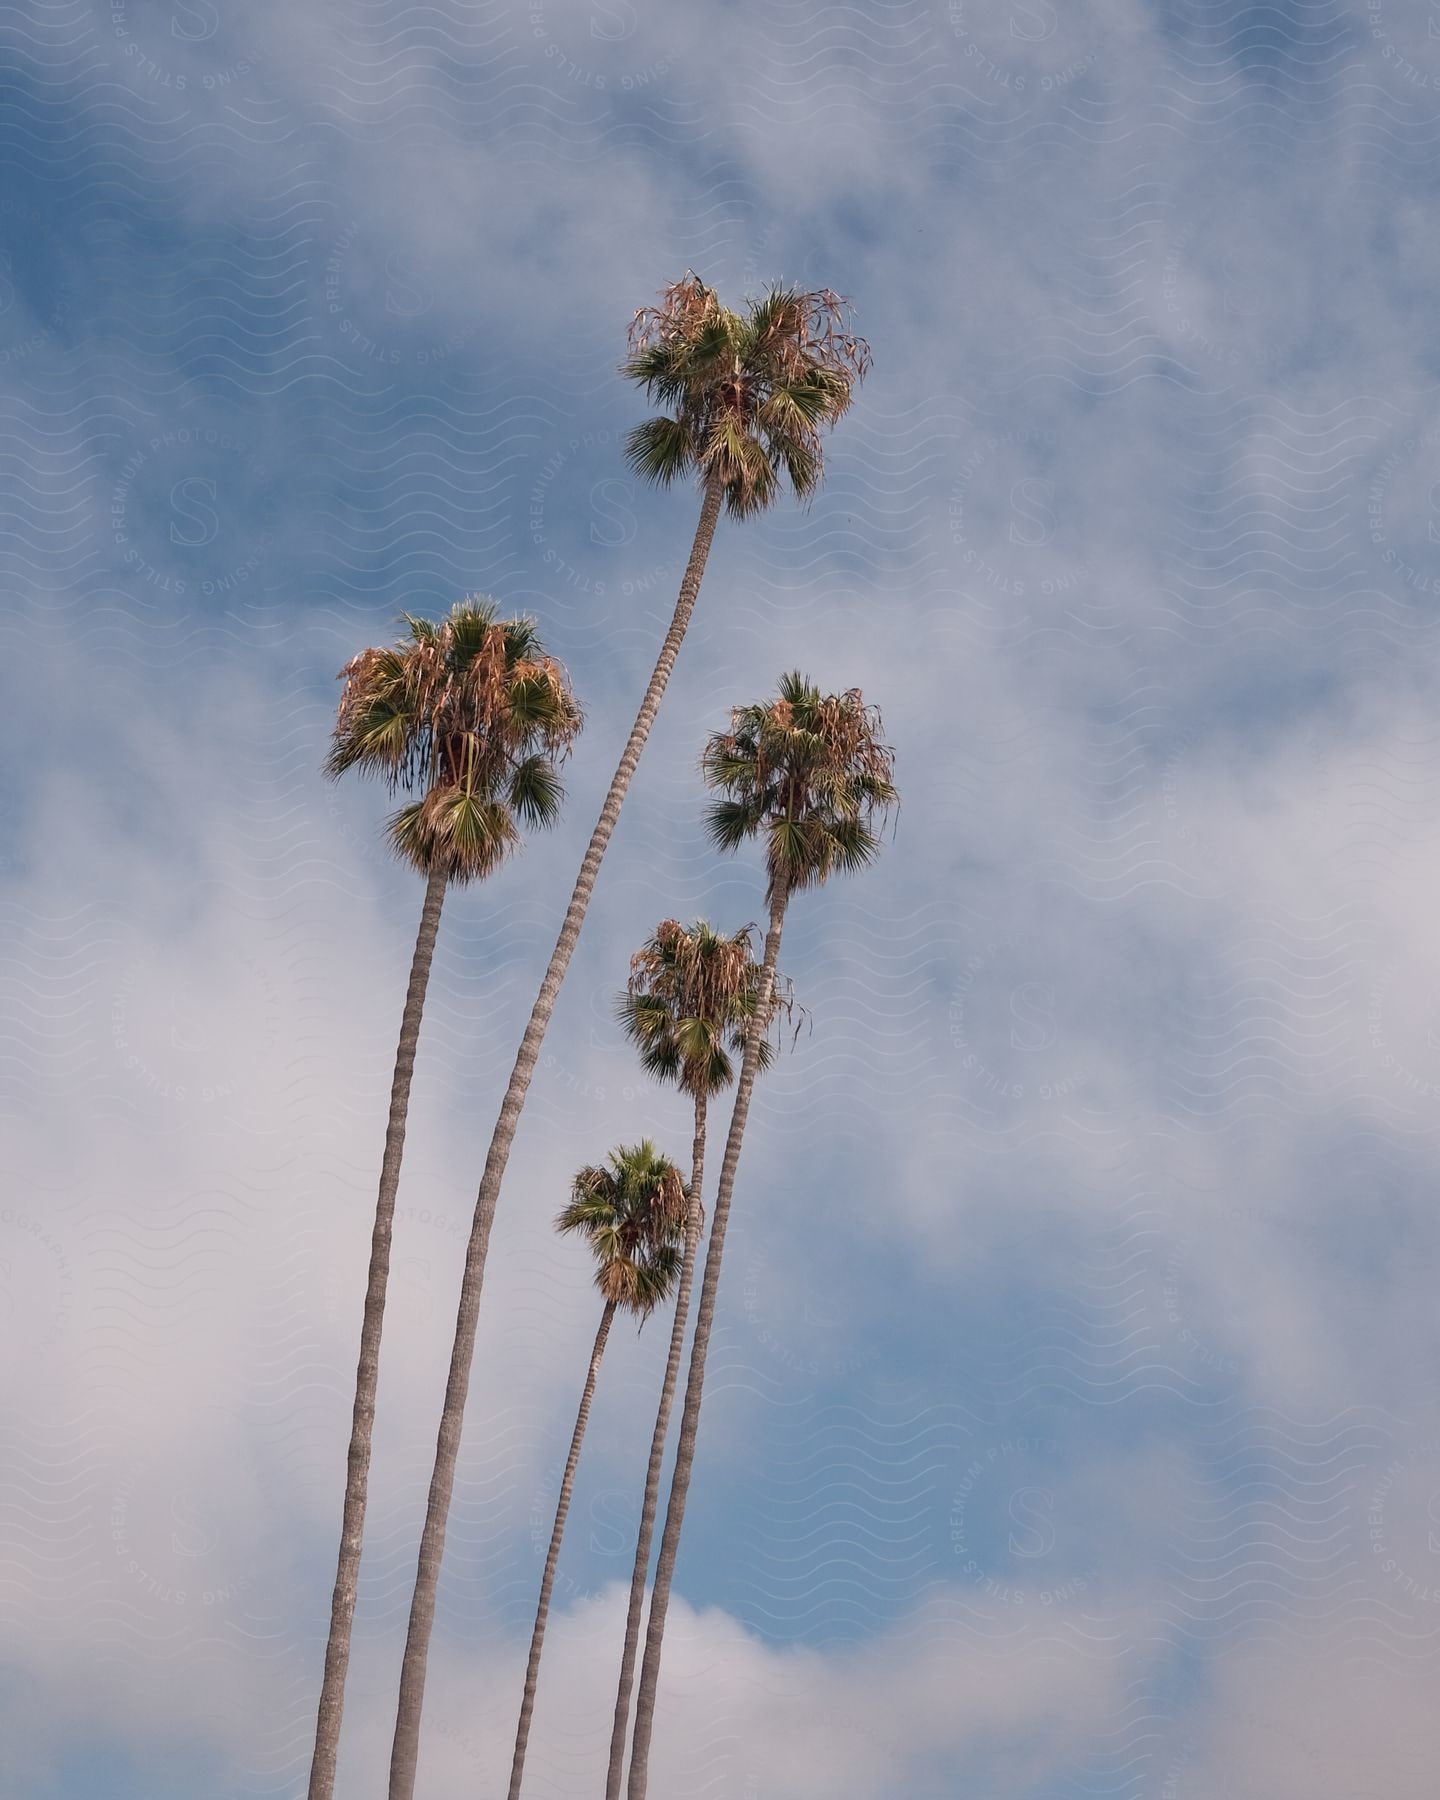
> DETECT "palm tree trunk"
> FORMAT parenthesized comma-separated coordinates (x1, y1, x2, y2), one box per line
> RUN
(602, 1090, 707, 1800)
(625, 895, 786, 1800)
(307, 860, 448, 1800)
(506, 1300, 617, 1800)
(386, 471, 726, 1800)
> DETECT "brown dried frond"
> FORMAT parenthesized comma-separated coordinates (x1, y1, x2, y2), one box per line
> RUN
(627, 271, 721, 354)
(461, 620, 507, 720)
(332, 647, 388, 732)
(801, 288, 871, 384)
(831, 688, 897, 790)
(628, 919, 757, 1022)
(648, 1161, 689, 1235)
(755, 287, 871, 391)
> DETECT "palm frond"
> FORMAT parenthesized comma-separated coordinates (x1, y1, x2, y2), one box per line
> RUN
(388, 783, 521, 885)
(507, 754, 565, 830)
(624, 415, 696, 488)
(704, 797, 762, 854)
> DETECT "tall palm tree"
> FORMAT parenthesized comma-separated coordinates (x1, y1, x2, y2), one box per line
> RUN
(506, 1143, 688, 1800)
(601, 921, 786, 1800)
(625, 676, 898, 1800)
(386, 281, 869, 1800)
(307, 603, 580, 1800)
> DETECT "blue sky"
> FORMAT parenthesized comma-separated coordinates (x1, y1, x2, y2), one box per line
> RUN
(5, 1, 1440, 1796)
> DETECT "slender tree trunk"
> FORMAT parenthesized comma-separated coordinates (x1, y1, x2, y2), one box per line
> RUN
(506, 1301, 617, 1800)
(307, 861, 449, 1800)
(602, 1091, 707, 1800)
(625, 895, 786, 1800)
(387, 472, 726, 1800)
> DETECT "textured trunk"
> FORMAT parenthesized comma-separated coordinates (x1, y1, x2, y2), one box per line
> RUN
(307, 860, 449, 1800)
(602, 1090, 708, 1800)
(625, 896, 786, 1799)
(386, 472, 726, 1800)
(506, 1301, 617, 1800)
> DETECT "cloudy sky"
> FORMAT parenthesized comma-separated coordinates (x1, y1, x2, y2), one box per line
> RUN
(5, 1, 1440, 1795)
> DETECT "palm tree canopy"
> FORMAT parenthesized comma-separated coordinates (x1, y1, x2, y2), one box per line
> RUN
(558, 1142, 690, 1317)
(326, 600, 581, 884)
(701, 673, 898, 904)
(616, 918, 791, 1099)
(623, 276, 870, 519)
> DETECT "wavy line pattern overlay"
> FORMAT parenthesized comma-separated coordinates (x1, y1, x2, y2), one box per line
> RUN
(3, 2, 1440, 1797)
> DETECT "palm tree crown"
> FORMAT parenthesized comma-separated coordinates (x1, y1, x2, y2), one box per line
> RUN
(701, 672, 898, 902)
(327, 600, 582, 883)
(623, 277, 870, 518)
(558, 1142, 689, 1318)
(616, 919, 789, 1099)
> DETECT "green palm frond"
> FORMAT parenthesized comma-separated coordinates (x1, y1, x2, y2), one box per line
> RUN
(324, 694, 415, 784)
(604, 1243, 684, 1318)
(506, 673, 581, 744)
(498, 616, 543, 663)
(388, 784, 521, 885)
(624, 415, 696, 488)
(823, 815, 883, 877)
(614, 993, 686, 1085)
(703, 797, 762, 852)
(770, 433, 821, 501)
(442, 600, 502, 660)
(507, 754, 565, 830)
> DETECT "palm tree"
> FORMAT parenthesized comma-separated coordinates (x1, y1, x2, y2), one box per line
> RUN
(506, 1143, 689, 1800)
(602, 921, 786, 1800)
(624, 676, 897, 1800)
(386, 280, 869, 1800)
(307, 603, 580, 1800)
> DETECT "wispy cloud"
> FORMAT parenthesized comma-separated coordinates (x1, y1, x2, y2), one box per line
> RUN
(4, 2, 1440, 1795)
